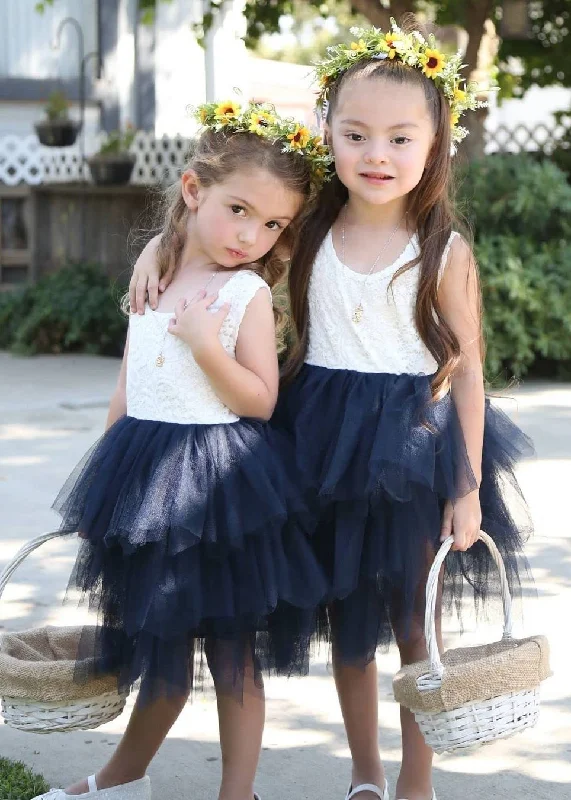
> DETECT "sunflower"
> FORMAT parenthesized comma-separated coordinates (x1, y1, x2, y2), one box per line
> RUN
(450, 111, 460, 127)
(454, 87, 467, 103)
(421, 48, 445, 78)
(287, 124, 311, 150)
(384, 32, 403, 59)
(214, 100, 240, 122)
(249, 110, 276, 134)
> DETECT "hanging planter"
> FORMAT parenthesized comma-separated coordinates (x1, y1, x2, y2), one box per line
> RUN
(35, 119, 82, 147)
(87, 153, 137, 186)
(35, 90, 81, 147)
(87, 125, 138, 186)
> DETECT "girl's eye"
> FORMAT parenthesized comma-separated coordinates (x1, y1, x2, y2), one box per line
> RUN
(266, 221, 282, 231)
(231, 205, 246, 216)
(392, 136, 411, 145)
(346, 133, 364, 142)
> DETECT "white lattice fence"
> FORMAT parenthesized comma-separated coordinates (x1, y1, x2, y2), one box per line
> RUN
(0, 131, 194, 187)
(485, 120, 570, 154)
(0, 136, 44, 186)
(131, 132, 193, 185)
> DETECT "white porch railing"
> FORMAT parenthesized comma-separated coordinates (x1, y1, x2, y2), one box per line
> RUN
(0, 132, 193, 187)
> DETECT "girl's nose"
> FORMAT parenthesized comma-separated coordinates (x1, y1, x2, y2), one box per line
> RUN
(238, 225, 257, 245)
(364, 149, 389, 165)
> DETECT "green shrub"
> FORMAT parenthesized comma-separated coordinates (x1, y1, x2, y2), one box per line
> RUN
(546, 109, 571, 184)
(0, 757, 49, 800)
(458, 153, 571, 240)
(457, 154, 571, 380)
(0, 263, 128, 357)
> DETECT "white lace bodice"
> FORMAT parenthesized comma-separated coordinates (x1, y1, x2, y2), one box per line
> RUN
(305, 229, 458, 374)
(126, 270, 271, 424)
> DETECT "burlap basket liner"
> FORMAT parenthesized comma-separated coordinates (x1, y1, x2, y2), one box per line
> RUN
(0, 625, 119, 702)
(393, 635, 551, 714)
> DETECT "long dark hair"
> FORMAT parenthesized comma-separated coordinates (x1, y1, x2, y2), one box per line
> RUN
(282, 24, 482, 399)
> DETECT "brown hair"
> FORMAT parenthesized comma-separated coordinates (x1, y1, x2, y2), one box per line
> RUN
(282, 20, 482, 398)
(155, 129, 314, 338)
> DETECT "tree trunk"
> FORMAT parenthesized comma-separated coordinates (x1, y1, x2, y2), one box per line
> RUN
(350, 0, 415, 28)
(461, 1, 496, 160)
(464, 0, 495, 79)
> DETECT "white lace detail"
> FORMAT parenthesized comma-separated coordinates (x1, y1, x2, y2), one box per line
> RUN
(305, 230, 459, 374)
(126, 270, 271, 424)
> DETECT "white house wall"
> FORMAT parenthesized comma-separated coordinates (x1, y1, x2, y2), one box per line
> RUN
(486, 85, 571, 147)
(154, 0, 249, 137)
(0, 0, 97, 80)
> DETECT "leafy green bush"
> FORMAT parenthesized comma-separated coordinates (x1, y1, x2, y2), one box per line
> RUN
(458, 154, 571, 380)
(0, 757, 49, 800)
(0, 263, 128, 357)
(544, 109, 571, 184)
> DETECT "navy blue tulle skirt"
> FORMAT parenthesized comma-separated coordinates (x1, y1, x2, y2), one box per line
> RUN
(272, 364, 534, 666)
(53, 415, 328, 702)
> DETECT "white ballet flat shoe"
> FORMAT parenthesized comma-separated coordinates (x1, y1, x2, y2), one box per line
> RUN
(31, 775, 151, 800)
(345, 780, 389, 800)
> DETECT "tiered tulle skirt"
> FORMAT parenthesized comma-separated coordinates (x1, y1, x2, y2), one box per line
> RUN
(273, 364, 534, 666)
(53, 415, 328, 702)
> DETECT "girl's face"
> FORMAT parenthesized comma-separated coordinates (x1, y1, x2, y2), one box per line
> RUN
(325, 76, 435, 210)
(183, 167, 304, 268)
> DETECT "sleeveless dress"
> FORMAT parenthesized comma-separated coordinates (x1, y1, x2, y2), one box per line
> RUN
(274, 231, 533, 665)
(53, 270, 327, 701)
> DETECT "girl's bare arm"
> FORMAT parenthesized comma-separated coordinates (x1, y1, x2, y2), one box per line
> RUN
(438, 236, 485, 550)
(129, 235, 171, 314)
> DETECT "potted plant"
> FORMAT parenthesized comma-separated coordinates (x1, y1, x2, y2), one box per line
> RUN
(35, 90, 81, 147)
(87, 125, 138, 185)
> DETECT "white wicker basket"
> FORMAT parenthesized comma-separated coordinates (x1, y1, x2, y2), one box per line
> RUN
(405, 532, 544, 754)
(0, 530, 128, 733)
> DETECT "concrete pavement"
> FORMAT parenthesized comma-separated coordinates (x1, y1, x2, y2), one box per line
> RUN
(0, 352, 570, 799)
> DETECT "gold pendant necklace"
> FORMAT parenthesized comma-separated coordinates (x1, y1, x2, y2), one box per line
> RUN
(352, 303, 364, 324)
(341, 207, 406, 324)
(153, 271, 218, 367)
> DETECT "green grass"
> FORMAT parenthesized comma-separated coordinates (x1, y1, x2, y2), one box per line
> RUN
(0, 758, 49, 800)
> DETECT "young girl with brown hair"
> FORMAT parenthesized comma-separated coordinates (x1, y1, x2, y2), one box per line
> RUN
(33, 101, 330, 800)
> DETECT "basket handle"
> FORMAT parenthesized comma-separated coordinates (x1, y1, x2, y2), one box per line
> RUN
(424, 532, 513, 679)
(0, 530, 74, 604)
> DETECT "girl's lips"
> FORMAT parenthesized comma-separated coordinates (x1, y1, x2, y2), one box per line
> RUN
(360, 172, 395, 181)
(227, 248, 248, 258)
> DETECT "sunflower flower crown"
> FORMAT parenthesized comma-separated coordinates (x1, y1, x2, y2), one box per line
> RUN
(315, 19, 488, 145)
(194, 99, 333, 190)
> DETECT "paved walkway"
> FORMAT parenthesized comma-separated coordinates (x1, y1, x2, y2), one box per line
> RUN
(0, 353, 570, 799)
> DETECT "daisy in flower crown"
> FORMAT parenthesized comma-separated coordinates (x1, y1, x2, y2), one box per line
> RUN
(315, 17, 488, 147)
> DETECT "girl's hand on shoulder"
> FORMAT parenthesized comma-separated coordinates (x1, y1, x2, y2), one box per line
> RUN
(129, 235, 175, 314)
(168, 291, 230, 359)
(440, 492, 482, 552)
